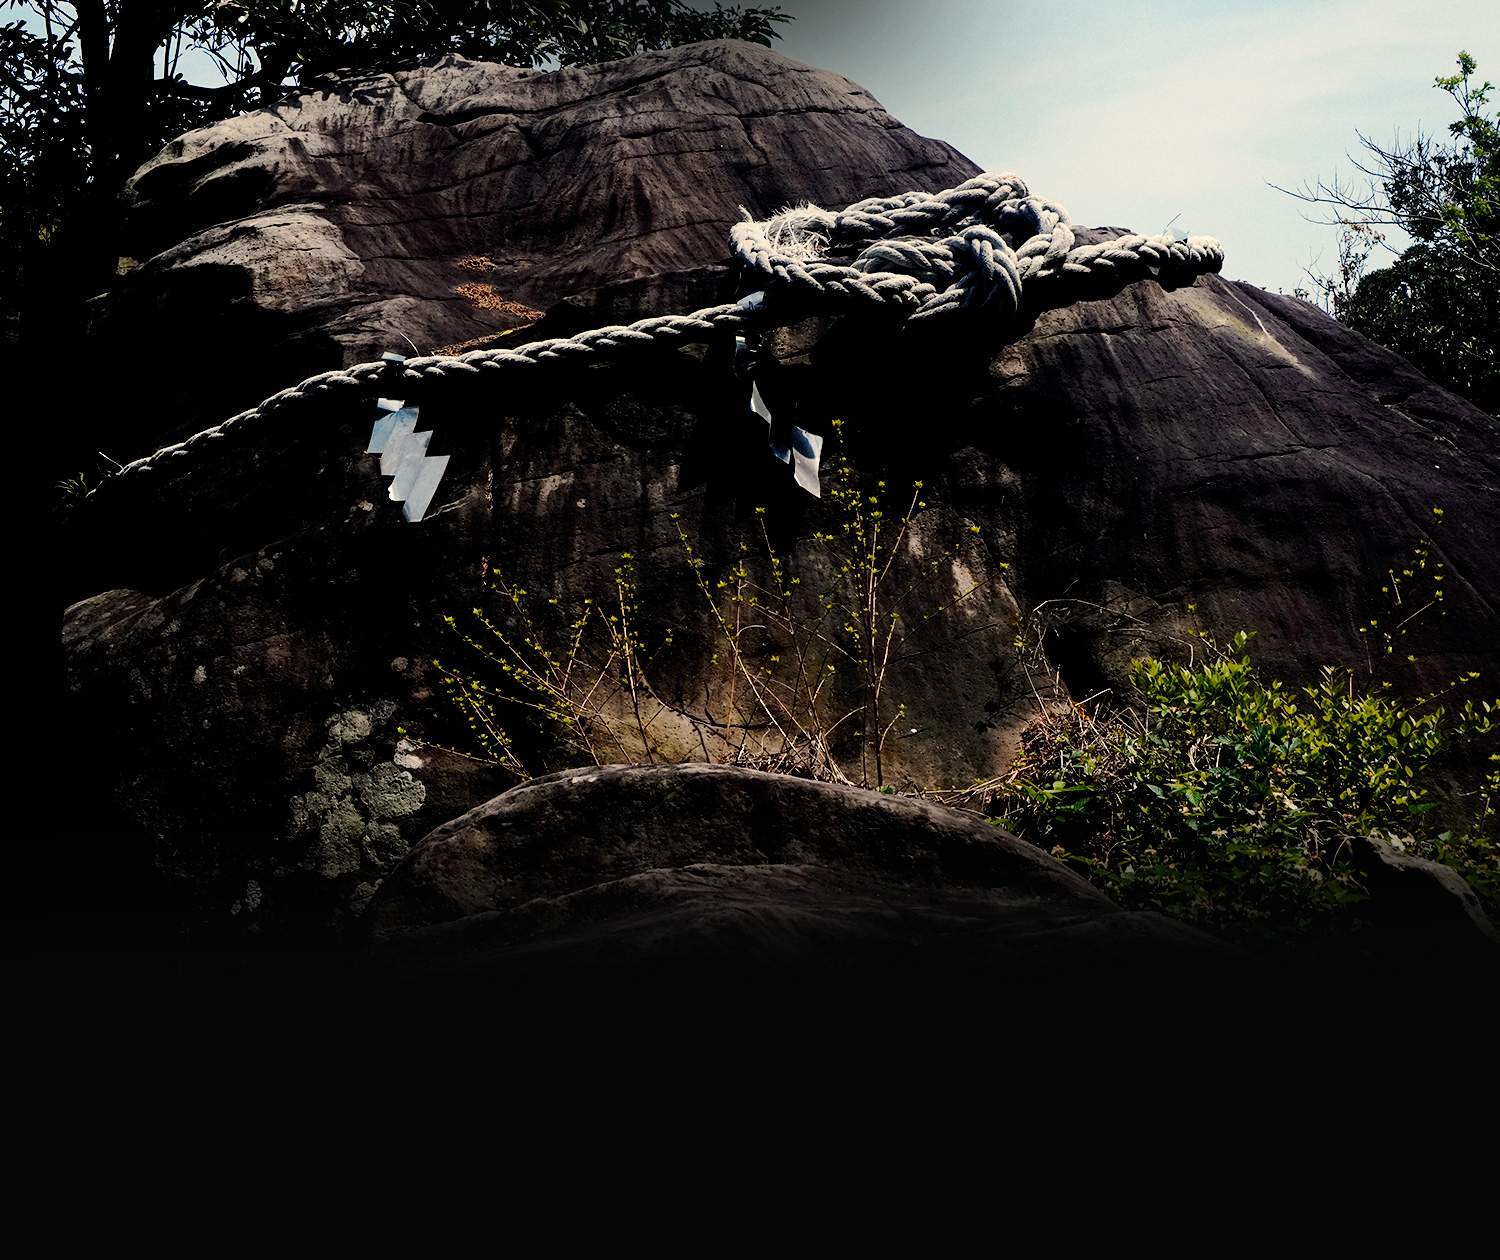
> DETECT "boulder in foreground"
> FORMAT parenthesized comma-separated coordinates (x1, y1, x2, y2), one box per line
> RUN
(363, 762, 1253, 987)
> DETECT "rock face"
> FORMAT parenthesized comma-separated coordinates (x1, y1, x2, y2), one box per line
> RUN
(63, 41, 1499, 944)
(363, 763, 1250, 985)
(92, 40, 980, 458)
(1347, 833, 1500, 957)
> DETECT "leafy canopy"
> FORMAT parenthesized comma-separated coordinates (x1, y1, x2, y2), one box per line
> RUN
(1275, 50, 1497, 275)
(1275, 52, 1498, 414)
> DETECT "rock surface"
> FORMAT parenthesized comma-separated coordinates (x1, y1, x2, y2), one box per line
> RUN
(62, 41, 1499, 943)
(364, 762, 1251, 985)
(1347, 833, 1500, 959)
(91, 40, 980, 458)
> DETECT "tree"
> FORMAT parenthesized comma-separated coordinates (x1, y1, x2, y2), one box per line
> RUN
(1273, 52, 1498, 415)
(1277, 51, 1497, 276)
(1337, 239, 1497, 413)
(0, 1, 792, 352)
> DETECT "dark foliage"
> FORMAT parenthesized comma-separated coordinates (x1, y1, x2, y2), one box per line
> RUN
(1277, 52, 1498, 414)
(1343, 242, 1498, 416)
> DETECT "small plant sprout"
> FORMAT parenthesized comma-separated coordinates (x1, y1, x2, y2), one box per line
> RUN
(1360, 509, 1450, 678)
(423, 419, 990, 789)
(417, 552, 674, 778)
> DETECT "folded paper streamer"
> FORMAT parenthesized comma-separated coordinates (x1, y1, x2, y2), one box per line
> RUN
(735, 333, 822, 497)
(367, 352, 449, 522)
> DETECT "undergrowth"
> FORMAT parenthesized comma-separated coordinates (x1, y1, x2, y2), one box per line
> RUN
(987, 637, 1497, 951)
(413, 467, 1498, 955)
(414, 418, 991, 787)
(429, 550, 671, 778)
(981, 508, 1499, 951)
(990, 516, 1494, 960)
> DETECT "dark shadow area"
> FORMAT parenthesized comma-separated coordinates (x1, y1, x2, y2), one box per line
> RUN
(82, 262, 347, 466)
(122, 149, 279, 260)
(61, 374, 395, 603)
(1040, 623, 1115, 702)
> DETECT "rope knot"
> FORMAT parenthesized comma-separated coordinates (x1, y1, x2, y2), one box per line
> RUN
(731, 171, 1210, 326)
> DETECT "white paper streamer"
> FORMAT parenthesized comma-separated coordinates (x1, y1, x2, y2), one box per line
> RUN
(736, 338, 821, 496)
(367, 352, 449, 522)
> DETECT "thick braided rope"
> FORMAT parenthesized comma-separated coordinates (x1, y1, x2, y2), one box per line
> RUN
(730, 171, 1224, 321)
(104, 171, 1222, 488)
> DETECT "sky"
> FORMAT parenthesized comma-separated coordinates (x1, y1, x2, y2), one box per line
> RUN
(765, 0, 1499, 296)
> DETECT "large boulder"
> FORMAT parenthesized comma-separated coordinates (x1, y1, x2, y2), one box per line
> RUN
(90, 40, 980, 458)
(362, 762, 1251, 986)
(62, 41, 1499, 945)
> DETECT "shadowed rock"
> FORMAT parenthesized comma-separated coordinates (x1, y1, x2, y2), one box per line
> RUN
(363, 763, 1253, 986)
(62, 41, 1499, 946)
(1346, 832, 1500, 966)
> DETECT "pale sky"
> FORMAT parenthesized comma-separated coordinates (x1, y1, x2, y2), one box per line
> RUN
(768, 0, 1499, 296)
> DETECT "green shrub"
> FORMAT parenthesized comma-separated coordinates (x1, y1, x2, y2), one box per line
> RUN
(989, 630, 1497, 951)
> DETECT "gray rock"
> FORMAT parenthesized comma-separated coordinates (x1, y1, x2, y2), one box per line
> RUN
(92, 40, 979, 457)
(62, 41, 1499, 944)
(363, 762, 1252, 984)
(1347, 833, 1500, 960)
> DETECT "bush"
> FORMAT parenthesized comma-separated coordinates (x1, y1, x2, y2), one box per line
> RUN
(989, 630, 1497, 952)
(675, 420, 990, 786)
(429, 550, 671, 779)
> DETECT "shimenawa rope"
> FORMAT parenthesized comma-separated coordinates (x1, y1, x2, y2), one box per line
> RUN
(100, 171, 1223, 492)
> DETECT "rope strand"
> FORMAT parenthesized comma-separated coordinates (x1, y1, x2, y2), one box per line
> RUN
(100, 172, 1222, 493)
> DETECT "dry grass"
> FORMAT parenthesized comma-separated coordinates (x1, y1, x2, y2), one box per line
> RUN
(438, 330, 525, 356)
(441, 280, 548, 354)
(453, 282, 545, 320)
